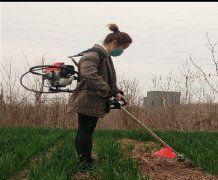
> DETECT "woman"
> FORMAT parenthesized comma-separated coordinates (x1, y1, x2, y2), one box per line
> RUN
(67, 23, 132, 167)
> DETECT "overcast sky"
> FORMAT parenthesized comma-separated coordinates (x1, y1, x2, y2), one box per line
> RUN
(1, 2, 218, 101)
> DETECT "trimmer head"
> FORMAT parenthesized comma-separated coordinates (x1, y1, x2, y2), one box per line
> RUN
(152, 146, 177, 158)
(152, 147, 194, 167)
(177, 153, 195, 167)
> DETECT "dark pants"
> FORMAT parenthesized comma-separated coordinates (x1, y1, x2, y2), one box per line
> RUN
(75, 113, 98, 163)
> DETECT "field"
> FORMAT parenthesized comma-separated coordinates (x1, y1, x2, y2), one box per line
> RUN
(0, 126, 217, 179)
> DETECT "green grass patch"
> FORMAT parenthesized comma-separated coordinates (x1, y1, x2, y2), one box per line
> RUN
(0, 126, 217, 179)
(27, 132, 78, 180)
(95, 129, 218, 175)
(0, 126, 70, 180)
(90, 137, 143, 179)
(157, 130, 218, 174)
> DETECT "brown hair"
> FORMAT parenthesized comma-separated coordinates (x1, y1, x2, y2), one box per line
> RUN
(103, 24, 132, 46)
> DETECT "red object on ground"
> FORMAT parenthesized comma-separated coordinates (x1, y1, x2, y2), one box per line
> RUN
(152, 146, 177, 158)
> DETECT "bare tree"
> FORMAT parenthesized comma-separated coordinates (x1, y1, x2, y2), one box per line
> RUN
(178, 60, 200, 103)
(0, 57, 21, 104)
(189, 32, 218, 94)
(205, 32, 218, 76)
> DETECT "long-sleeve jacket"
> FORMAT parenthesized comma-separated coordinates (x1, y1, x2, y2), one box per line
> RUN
(67, 44, 124, 118)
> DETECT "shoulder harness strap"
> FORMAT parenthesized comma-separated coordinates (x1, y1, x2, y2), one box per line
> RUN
(70, 47, 107, 63)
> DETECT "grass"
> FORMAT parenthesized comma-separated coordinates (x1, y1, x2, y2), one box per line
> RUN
(0, 126, 69, 180)
(91, 137, 143, 179)
(27, 132, 78, 179)
(0, 126, 217, 179)
(157, 130, 218, 174)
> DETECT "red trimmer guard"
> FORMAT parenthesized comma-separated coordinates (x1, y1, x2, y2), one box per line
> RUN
(152, 146, 177, 158)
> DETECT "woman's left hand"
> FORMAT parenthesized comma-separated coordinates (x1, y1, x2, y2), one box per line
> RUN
(115, 92, 124, 101)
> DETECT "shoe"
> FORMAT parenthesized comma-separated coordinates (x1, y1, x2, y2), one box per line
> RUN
(77, 162, 93, 172)
(78, 154, 92, 163)
(77, 155, 94, 172)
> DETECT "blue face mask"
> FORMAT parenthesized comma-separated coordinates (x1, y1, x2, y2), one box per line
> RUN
(109, 48, 124, 57)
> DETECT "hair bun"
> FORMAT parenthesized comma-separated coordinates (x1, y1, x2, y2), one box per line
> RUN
(107, 23, 119, 33)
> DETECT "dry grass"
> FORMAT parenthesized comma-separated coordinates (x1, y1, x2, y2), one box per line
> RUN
(98, 103, 218, 131)
(1, 95, 217, 131)
(0, 59, 217, 131)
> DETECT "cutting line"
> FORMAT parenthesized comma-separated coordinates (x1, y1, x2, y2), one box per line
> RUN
(120, 106, 171, 148)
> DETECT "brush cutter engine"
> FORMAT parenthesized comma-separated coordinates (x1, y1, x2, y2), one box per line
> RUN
(42, 62, 76, 88)
(20, 61, 80, 93)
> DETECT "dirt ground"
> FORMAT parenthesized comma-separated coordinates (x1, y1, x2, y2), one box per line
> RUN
(117, 138, 218, 180)
(72, 138, 218, 180)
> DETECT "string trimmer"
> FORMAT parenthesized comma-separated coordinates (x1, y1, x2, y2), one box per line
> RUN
(110, 97, 192, 164)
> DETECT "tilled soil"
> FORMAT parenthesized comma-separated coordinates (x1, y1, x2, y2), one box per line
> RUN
(72, 171, 95, 180)
(117, 138, 218, 180)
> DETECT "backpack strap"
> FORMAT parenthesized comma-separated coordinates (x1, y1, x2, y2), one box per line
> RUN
(69, 47, 107, 64)
(69, 47, 108, 83)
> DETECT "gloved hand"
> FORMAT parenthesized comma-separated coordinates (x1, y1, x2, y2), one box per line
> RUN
(110, 99, 122, 109)
(115, 92, 124, 101)
(110, 97, 128, 108)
